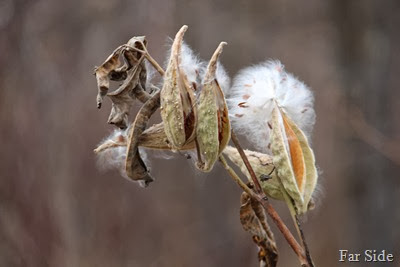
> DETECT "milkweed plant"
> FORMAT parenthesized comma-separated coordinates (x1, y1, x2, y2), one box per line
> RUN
(93, 25, 319, 267)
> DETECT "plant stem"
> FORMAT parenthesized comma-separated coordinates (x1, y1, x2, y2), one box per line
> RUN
(228, 130, 314, 267)
(219, 155, 309, 266)
(219, 155, 254, 197)
(129, 46, 165, 76)
(295, 214, 314, 266)
(230, 131, 263, 193)
(282, 191, 315, 267)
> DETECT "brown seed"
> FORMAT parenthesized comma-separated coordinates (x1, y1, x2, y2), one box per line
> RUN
(238, 102, 249, 108)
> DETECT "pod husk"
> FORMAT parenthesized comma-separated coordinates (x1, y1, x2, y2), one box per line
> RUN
(160, 25, 197, 149)
(270, 106, 304, 211)
(196, 42, 230, 172)
(223, 146, 283, 200)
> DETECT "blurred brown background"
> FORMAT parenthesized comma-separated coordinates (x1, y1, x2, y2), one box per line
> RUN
(1, 0, 400, 266)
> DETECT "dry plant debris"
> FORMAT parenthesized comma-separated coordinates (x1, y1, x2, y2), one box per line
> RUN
(240, 192, 278, 267)
(92, 25, 319, 267)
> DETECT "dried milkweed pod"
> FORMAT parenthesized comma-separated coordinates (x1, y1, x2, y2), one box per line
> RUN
(223, 146, 283, 200)
(160, 25, 198, 149)
(196, 42, 231, 172)
(280, 109, 317, 212)
(226, 60, 317, 213)
(270, 104, 317, 214)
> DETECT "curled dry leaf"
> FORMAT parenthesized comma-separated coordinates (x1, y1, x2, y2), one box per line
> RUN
(270, 105, 317, 214)
(160, 25, 198, 149)
(94, 45, 125, 108)
(124, 89, 162, 186)
(94, 37, 151, 129)
(240, 192, 278, 267)
(196, 42, 231, 172)
(223, 146, 283, 200)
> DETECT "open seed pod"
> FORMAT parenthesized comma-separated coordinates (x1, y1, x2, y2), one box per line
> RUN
(270, 104, 317, 214)
(223, 146, 283, 200)
(196, 42, 231, 172)
(160, 25, 198, 149)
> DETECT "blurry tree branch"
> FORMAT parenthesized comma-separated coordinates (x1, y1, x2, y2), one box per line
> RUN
(349, 107, 400, 165)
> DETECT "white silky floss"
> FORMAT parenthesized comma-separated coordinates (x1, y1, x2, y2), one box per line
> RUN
(95, 129, 128, 173)
(227, 60, 316, 152)
(214, 61, 231, 93)
(163, 40, 206, 91)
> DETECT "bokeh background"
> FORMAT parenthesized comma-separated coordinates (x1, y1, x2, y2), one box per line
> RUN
(1, 0, 400, 266)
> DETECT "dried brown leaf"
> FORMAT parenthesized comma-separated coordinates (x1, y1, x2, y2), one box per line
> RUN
(94, 37, 152, 129)
(240, 192, 278, 267)
(124, 90, 160, 185)
(107, 38, 149, 129)
(107, 61, 144, 128)
(240, 192, 266, 237)
(94, 46, 125, 108)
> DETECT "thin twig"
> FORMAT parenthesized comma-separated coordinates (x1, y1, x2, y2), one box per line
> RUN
(129, 46, 165, 76)
(230, 130, 263, 194)
(219, 155, 255, 196)
(228, 130, 314, 267)
(349, 107, 400, 165)
(294, 214, 314, 266)
(219, 155, 309, 266)
(283, 190, 315, 267)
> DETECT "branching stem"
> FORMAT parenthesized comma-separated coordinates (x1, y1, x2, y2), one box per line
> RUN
(228, 129, 314, 267)
(101, 38, 315, 267)
(219, 155, 309, 266)
(129, 46, 165, 76)
(230, 131, 263, 194)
